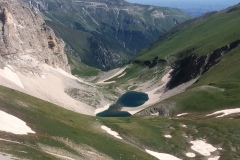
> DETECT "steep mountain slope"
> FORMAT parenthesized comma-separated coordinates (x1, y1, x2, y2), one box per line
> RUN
(133, 3, 240, 116)
(23, 0, 189, 70)
(0, 0, 114, 116)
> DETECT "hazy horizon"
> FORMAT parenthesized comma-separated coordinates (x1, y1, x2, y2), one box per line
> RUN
(126, 0, 240, 17)
(126, 0, 240, 6)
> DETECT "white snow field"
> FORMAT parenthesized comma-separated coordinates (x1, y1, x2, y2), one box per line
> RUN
(0, 110, 35, 135)
(176, 113, 188, 117)
(164, 135, 172, 138)
(145, 149, 182, 160)
(208, 156, 220, 160)
(186, 152, 196, 157)
(207, 108, 240, 118)
(0, 65, 24, 88)
(190, 140, 217, 156)
(101, 125, 122, 139)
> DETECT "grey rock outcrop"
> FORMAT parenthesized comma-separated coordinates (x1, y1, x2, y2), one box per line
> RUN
(167, 39, 240, 89)
(135, 102, 176, 117)
(0, 0, 70, 72)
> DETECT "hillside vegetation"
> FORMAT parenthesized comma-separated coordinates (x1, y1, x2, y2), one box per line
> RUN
(136, 3, 240, 115)
(0, 85, 240, 159)
(136, 4, 240, 62)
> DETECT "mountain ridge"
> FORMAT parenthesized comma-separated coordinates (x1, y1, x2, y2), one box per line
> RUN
(23, 0, 190, 70)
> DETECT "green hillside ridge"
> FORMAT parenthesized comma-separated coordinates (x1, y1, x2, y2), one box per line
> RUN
(1, 85, 240, 159)
(135, 3, 240, 115)
(135, 4, 240, 62)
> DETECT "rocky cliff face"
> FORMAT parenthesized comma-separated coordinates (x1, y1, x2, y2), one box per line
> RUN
(167, 40, 240, 89)
(135, 102, 176, 117)
(0, 0, 69, 72)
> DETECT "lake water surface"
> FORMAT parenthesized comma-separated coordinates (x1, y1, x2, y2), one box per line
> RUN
(97, 91, 149, 117)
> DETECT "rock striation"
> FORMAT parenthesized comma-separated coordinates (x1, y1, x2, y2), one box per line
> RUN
(0, 0, 69, 72)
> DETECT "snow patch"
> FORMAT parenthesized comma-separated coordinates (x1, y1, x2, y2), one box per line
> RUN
(0, 66, 24, 88)
(145, 149, 182, 160)
(190, 140, 217, 156)
(186, 152, 196, 158)
(180, 124, 187, 128)
(164, 135, 172, 138)
(0, 110, 35, 135)
(206, 108, 240, 118)
(176, 113, 188, 117)
(208, 156, 220, 160)
(101, 125, 122, 139)
(46, 151, 75, 160)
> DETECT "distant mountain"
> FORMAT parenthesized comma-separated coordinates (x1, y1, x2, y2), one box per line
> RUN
(22, 0, 190, 70)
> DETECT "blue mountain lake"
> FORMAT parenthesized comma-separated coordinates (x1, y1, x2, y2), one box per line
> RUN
(97, 91, 149, 117)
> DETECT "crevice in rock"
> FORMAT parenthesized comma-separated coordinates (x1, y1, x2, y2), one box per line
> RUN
(167, 39, 240, 89)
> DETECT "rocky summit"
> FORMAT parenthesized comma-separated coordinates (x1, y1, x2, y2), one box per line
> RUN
(23, 0, 190, 69)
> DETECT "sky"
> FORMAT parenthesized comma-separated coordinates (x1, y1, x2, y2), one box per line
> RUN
(126, 0, 240, 6)
(126, 0, 240, 17)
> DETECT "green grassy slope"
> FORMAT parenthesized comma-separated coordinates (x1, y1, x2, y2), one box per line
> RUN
(133, 4, 240, 114)
(103, 117, 240, 160)
(160, 45, 240, 113)
(0, 85, 240, 159)
(67, 54, 100, 78)
(0, 85, 153, 160)
(135, 4, 240, 62)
